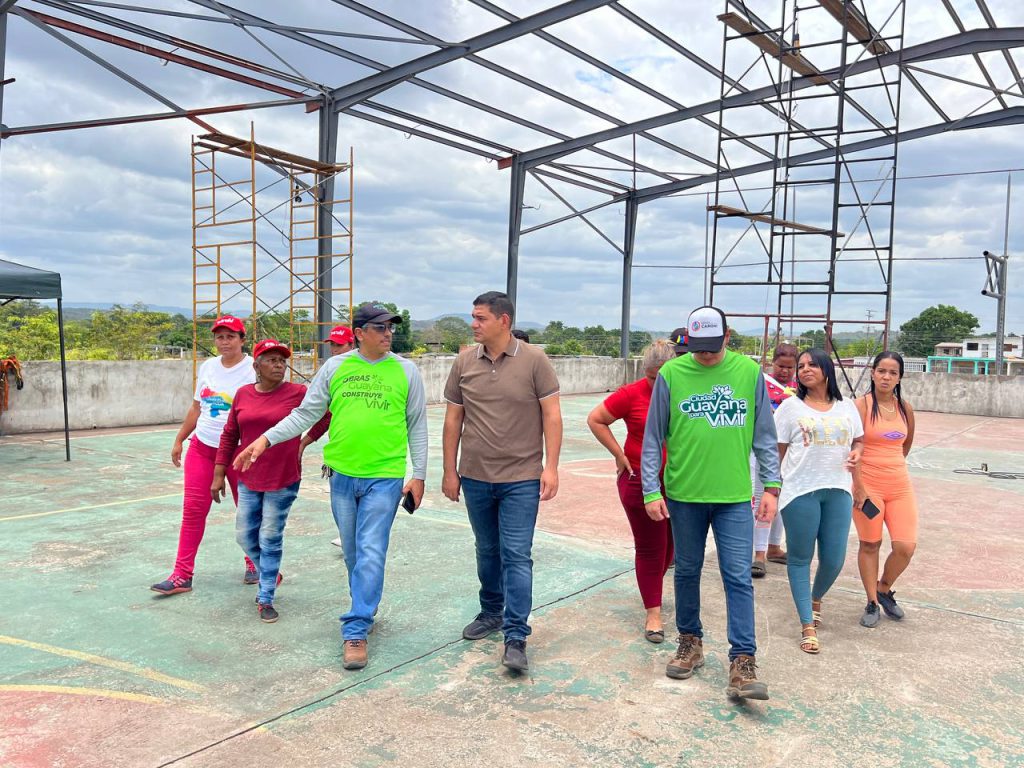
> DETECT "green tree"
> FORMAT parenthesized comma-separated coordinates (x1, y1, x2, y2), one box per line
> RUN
(898, 304, 979, 357)
(0, 310, 61, 359)
(628, 330, 652, 356)
(157, 313, 194, 350)
(539, 321, 566, 345)
(432, 315, 472, 353)
(583, 325, 614, 356)
(88, 303, 174, 360)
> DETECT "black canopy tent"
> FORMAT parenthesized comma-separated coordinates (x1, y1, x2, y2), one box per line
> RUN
(0, 259, 71, 460)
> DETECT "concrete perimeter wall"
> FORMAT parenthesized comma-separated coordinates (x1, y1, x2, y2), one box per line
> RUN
(3, 358, 1019, 435)
(1, 357, 644, 435)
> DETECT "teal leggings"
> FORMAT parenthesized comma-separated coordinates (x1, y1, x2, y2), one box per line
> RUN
(781, 488, 853, 626)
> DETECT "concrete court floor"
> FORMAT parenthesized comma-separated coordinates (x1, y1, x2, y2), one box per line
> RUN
(0, 394, 1022, 768)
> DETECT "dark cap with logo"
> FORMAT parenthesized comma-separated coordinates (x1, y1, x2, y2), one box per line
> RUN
(353, 302, 402, 328)
(685, 306, 728, 353)
(669, 327, 689, 352)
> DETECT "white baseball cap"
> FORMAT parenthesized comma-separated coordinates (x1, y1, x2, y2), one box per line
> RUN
(686, 306, 728, 352)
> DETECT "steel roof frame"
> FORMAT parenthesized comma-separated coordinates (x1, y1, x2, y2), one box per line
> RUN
(3, 0, 1024, 356)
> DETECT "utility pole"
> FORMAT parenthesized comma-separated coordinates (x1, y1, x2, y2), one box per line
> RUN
(865, 308, 874, 359)
(982, 174, 1011, 374)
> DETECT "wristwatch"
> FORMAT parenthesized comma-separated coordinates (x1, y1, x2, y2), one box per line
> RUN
(763, 486, 781, 497)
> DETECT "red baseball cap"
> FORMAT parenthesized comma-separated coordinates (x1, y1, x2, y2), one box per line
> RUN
(211, 315, 245, 334)
(328, 325, 355, 345)
(252, 339, 291, 359)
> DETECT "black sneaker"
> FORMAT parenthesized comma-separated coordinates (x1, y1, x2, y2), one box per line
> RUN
(462, 612, 503, 640)
(860, 601, 881, 628)
(501, 639, 529, 672)
(877, 589, 905, 620)
(150, 576, 192, 595)
(243, 565, 259, 585)
(257, 603, 279, 623)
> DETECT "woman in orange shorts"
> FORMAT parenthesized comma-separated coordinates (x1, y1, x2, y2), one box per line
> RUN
(852, 352, 917, 628)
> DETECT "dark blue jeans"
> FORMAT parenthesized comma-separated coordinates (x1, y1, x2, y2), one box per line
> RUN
(667, 499, 757, 659)
(461, 477, 540, 642)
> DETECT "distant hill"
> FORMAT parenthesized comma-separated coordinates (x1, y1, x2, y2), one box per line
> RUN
(413, 313, 544, 331)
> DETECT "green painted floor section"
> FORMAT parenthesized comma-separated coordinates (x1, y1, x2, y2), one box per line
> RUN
(2, 396, 1023, 767)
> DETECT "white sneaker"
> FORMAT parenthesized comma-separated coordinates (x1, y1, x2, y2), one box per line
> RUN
(331, 537, 342, 548)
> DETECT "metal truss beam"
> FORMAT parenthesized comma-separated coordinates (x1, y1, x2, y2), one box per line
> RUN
(39, 0, 321, 92)
(59, 0, 448, 45)
(518, 27, 1024, 169)
(1, 95, 311, 137)
(335, 0, 719, 169)
(12, 6, 216, 132)
(187, 0, 669, 183)
(325, 0, 616, 111)
(629, 106, 1024, 204)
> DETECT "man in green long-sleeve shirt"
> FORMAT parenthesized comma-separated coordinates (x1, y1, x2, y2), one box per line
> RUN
(642, 306, 780, 701)
(234, 303, 427, 672)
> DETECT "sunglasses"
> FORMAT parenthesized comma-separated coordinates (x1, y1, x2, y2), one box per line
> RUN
(362, 322, 397, 334)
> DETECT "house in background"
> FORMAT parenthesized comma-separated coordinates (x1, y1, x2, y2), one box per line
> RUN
(960, 335, 1023, 359)
(933, 341, 963, 357)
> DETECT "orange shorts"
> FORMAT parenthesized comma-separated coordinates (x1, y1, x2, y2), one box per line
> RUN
(853, 471, 918, 543)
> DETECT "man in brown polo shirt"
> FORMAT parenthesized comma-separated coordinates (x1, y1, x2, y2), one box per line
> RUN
(442, 290, 562, 673)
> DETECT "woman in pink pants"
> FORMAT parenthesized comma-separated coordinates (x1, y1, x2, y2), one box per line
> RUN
(150, 315, 256, 595)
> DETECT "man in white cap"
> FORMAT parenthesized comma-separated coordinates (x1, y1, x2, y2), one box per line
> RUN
(642, 306, 780, 700)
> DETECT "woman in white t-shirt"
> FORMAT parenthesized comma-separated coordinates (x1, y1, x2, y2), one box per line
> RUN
(775, 348, 864, 653)
(150, 316, 256, 595)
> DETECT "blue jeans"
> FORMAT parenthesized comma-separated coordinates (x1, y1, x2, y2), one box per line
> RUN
(461, 477, 540, 642)
(781, 488, 853, 625)
(235, 480, 300, 605)
(329, 473, 403, 640)
(667, 499, 757, 659)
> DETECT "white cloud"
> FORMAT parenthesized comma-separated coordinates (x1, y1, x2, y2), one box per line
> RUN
(1, 0, 1023, 335)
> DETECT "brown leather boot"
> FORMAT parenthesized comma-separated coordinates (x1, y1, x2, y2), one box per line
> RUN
(665, 634, 704, 679)
(727, 655, 768, 700)
(343, 639, 368, 670)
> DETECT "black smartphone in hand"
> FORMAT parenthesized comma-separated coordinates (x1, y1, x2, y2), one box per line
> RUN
(861, 498, 881, 519)
(401, 490, 416, 514)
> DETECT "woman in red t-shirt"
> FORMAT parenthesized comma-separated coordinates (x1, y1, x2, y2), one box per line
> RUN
(212, 340, 329, 623)
(587, 340, 677, 643)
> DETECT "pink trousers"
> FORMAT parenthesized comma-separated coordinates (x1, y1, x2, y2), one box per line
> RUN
(171, 438, 253, 579)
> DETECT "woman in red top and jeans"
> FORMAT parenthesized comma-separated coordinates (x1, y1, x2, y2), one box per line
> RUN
(588, 340, 676, 642)
(213, 340, 329, 622)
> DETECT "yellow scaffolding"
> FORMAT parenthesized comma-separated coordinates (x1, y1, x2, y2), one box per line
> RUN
(190, 126, 353, 384)
(191, 125, 257, 383)
(288, 147, 354, 379)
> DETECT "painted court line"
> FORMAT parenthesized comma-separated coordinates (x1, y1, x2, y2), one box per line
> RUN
(0, 492, 181, 522)
(0, 684, 166, 705)
(0, 635, 206, 693)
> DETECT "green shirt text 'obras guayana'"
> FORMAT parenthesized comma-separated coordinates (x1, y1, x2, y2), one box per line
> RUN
(263, 350, 427, 480)
(640, 350, 780, 504)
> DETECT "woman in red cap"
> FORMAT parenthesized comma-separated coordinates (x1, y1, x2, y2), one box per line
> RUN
(151, 316, 257, 595)
(212, 339, 329, 622)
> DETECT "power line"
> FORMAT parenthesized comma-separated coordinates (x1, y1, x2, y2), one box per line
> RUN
(634, 255, 986, 269)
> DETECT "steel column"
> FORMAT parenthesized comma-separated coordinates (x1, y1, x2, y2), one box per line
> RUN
(0, 10, 7, 166)
(620, 194, 639, 359)
(57, 296, 71, 461)
(996, 174, 1011, 373)
(506, 155, 526, 306)
(317, 96, 339, 351)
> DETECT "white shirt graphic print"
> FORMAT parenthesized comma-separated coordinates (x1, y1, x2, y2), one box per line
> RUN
(192, 355, 255, 448)
(774, 396, 864, 511)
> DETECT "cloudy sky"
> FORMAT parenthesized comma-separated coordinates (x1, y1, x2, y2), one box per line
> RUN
(2, 0, 1023, 337)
